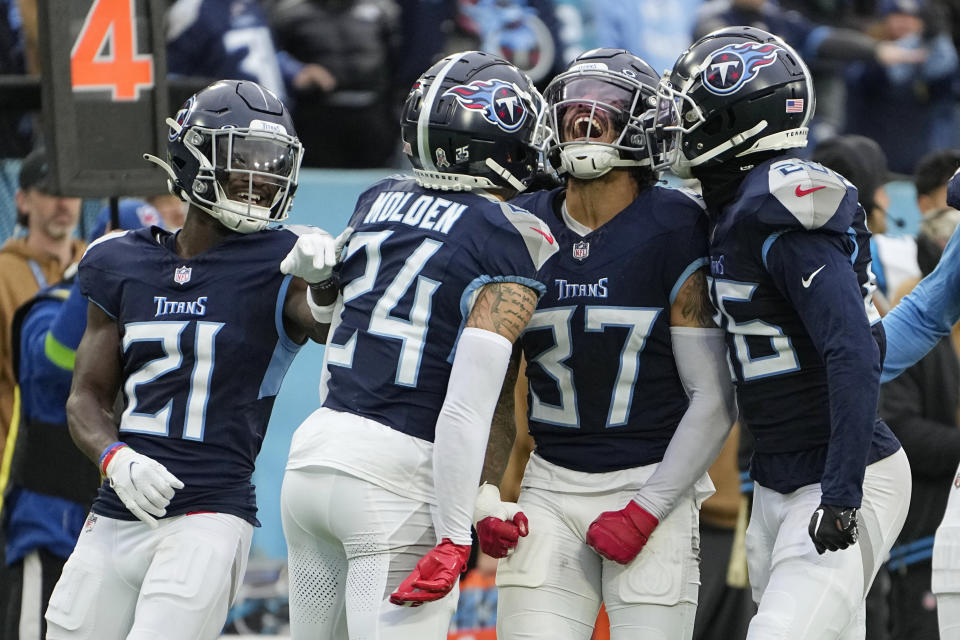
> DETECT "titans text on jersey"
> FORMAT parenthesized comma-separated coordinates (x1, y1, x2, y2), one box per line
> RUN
(511, 185, 710, 472)
(77, 225, 303, 525)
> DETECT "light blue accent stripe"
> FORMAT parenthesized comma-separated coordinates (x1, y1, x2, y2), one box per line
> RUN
(848, 227, 859, 264)
(258, 275, 302, 399)
(88, 298, 117, 320)
(669, 257, 709, 306)
(761, 232, 783, 270)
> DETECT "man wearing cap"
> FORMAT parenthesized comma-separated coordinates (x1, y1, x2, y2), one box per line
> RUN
(0, 200, 161, 640)
(0, 148, 83, 461)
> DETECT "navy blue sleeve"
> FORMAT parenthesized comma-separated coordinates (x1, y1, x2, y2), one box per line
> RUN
(77, 236, 127, 319)
(765, 230, 881, 507)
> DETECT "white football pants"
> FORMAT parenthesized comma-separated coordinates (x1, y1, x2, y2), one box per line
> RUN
(496, 484, 702, 640)
(45, 511, 252, 640)
(933, 460, 960, 638)
(281, 466, 458, 640)
(745, 448, 911, 640)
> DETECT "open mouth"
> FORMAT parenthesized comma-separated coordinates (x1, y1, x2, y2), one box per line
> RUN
(570, 113, 606, 141)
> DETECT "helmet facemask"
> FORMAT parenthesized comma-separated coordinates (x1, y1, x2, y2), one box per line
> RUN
(182, 121, 302, 233)
(545, 69, 661, 180)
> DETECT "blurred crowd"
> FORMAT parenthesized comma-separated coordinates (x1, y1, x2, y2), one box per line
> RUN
(2, 0, 960, 174)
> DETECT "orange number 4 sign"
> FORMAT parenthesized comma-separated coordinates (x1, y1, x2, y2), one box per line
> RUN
(70, 0, 154, 101)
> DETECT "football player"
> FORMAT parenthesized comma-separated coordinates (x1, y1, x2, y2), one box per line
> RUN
(471, 49, 738, 639)
(277, 51, 557, 639)
(657, 26, 911, 638)
(44, 80, 342, 639)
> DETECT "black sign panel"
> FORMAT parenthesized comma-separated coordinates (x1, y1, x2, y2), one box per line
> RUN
(38, 0, 168, 197)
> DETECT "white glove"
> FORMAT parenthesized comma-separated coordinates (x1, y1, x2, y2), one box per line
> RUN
(103, 445, 184, 528)
(473, 483, 529, 558)
(280, 227, 352, 284)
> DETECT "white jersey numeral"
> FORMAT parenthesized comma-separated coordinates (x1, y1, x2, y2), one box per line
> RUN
(121, 320, 224, 439)
(710, 278, 799, 381)
(327, 231, 442, 387)
(526, 306, 660, 428)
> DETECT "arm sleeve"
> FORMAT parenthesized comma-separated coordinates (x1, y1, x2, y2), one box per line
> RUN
(433, 327, 515, 544)
(632, 327, 737, 520)
(882, 224, 960, 382)
(765, 230, 881, 507)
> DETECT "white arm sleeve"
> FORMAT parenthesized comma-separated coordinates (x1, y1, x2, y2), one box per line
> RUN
(632, 327, 738, 520)
(433, 327, 514, 545)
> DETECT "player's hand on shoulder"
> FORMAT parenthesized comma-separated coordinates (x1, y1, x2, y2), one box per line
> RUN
(808, 503, 859, 554)
(100, 442, 184, 528)
(473, 483, 529, 558)
(586, 499, 659, 565)
(281, 226, 353, 284)
(389, 539, 471, 607)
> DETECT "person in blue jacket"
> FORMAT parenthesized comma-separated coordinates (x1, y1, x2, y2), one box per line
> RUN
(0, 199, 161, 640)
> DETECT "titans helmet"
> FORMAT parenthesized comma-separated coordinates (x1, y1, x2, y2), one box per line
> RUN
(544, 48, 663, 180)
(145, 79, 303, 233)
(400, 50, 547, 193)
(657, 26, 814, 178)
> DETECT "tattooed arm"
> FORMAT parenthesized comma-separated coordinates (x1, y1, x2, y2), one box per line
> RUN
(431, 282, 540, 545)
(482, 343, 522, 486)
(628, 265, 737, 522)
(670, 267, 717, 328)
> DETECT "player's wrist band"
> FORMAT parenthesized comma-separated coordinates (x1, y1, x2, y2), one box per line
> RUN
(99, 441, 128, 474)
(309, 277, 338, 293)
(305, 287, 336, 324)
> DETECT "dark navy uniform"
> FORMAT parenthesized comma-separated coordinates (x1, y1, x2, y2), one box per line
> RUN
(322, 176, 556, 442)
(78, 226, 302, 526)
(707, 157, 900, 507)
(512, 185, 710, 473)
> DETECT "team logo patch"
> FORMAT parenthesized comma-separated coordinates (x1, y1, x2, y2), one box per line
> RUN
(174, 265, 192, 285)
(84, 513, 98, 532)
(702, 42, 780, 96)
(170, 96, 195, 141)
(435, 147, 451, 168)
(443, 80, 528, 132)
(573, 240, 589, 261)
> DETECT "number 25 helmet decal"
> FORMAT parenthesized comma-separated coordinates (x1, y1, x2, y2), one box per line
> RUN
(400, 50, 548, 193)
(657, 26, 815, 178)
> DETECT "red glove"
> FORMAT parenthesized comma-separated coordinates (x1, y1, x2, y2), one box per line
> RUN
(389, 539, 471, 607)
(586, 500, 659, 565)
(476, 512, 529, 558)
(473, 483, 529, 558)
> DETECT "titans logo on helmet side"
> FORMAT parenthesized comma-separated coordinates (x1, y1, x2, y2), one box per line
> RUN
(701, 42, 780, 96)
(170, 95, 196, 141)
(444, 79, 528, 132)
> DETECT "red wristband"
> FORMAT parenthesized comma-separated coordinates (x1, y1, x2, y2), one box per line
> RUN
(99, 442, 128, 474)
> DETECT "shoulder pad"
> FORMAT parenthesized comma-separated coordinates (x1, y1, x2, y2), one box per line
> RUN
(669, 186, 708, 211)
(494, 201, 559, 270)
(81, 228, 132, 258)
(761, 159, 856, 231)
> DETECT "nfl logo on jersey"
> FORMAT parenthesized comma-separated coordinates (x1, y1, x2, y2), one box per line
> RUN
(174, 266, 192, 285)
(573, 240, 589, 261)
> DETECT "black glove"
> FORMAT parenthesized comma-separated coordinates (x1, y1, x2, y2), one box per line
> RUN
(808, 504, 859, 554)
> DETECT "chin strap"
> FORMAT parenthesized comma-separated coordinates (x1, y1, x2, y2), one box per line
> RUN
(557, 144, 646, 180)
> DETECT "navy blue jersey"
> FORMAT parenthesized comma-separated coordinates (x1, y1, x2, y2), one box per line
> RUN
(512, 185, 710, 473)
(708, 157, 900, 506)
(323, 176, 557, 441)
(78, 226, 302, 525)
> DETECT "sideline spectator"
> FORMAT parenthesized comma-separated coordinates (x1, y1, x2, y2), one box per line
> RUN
(269, 0, 401, 168)
(0, 200, 161, 640)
